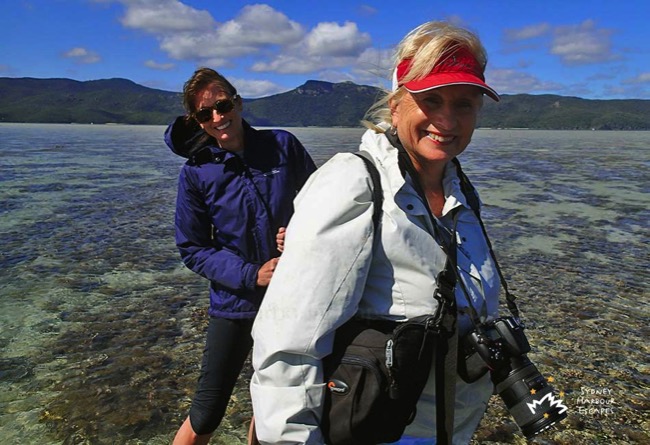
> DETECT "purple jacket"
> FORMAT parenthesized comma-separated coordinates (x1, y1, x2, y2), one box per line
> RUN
(165, 117, 316, 318)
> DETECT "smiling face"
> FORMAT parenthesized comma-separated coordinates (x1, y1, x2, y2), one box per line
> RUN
(391, 85, 483, 174)
(194, 82, 244, 152)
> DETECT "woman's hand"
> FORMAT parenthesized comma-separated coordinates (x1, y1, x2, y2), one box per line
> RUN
(276, 227, 286, 253)
(256, 227, 286, 287)
(256, 258, 279, 287)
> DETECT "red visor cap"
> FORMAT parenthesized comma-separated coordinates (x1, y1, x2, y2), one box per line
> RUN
(396, 47, 500, 102)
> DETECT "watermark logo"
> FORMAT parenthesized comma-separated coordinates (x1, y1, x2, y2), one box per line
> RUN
(526, 376, 568, 417)
(527, 392, 569, 415)
(575, 386, 616, 416)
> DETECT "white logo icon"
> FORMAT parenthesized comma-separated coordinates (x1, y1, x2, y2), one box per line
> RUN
(527, 393, 568, 415)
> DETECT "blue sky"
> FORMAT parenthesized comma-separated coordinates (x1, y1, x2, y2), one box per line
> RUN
(1, 0, 649, 99)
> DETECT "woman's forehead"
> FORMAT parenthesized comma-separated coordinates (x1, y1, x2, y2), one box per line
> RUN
(195, 84, 228, 106)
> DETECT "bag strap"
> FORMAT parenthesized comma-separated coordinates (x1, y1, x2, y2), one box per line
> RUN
(354, 149, 456, 335)
(386, 130, 463, 445)
(450, 158, 521, 320)
(353, 151, 383, 232)
(355, 147, 456, 445)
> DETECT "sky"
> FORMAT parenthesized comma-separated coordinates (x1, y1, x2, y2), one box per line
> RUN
(1, 0, 649, 99)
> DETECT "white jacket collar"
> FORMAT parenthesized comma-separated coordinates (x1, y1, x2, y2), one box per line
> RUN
(358, 128, 471, 217)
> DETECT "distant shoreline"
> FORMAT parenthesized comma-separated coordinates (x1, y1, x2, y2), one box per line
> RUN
(1, 121, 648, 131)
(2, 77, 649, 130)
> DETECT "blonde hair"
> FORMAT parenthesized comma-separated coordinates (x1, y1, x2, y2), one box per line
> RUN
(363, 21, 488, 131)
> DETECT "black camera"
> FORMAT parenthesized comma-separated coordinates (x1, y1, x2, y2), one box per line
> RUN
(459, 317, 567, 438)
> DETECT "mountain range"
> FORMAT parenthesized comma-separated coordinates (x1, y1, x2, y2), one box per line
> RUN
(1, 77, 648, 130)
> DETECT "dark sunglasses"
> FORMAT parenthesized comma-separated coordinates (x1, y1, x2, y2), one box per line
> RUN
(193, 95, 239, 123)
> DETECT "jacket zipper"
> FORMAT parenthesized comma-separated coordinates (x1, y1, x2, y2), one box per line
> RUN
(340, 355, 385, 386)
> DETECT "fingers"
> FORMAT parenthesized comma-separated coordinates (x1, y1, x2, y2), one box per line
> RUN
(276, 227, 286, 252)
(258, 228, 286, 285)
(256, 257, 280, 287)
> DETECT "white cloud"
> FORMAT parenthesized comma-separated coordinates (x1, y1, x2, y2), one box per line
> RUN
(358, 5, 378, 16)
(144, 60, 175, 70)
(63, 47, 101, 64)
(445, 15, 466, 27)
(233, 78, 289, 98)
(159, 31, 240, 61)
(315, 70, 357, 84)
(252, 21, 373, 74)
(622, 72, 650, 84)
(551, 20, 617, 65)
(109, 1, 379, 84)
(115, 2, 304, 64)
(217, 4, 304, 47)
(487, 68, 564, 95)
(119, 0, 215, 33)
(304, 21, 371, 57)
(602, 83, 650, 99)
(505, 23, 551, 41)
(251, 54, 317, 74)
(503, 20, 619, 67)
(352, 47, 395, 85)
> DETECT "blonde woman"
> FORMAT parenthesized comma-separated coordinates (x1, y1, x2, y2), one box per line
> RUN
(251, 21, 501, 444)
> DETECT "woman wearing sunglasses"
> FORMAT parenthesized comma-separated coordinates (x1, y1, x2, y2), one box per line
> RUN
(164, 68, 316, 445)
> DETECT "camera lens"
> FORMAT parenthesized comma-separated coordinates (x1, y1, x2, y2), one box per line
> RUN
(492, 356, 568, 438)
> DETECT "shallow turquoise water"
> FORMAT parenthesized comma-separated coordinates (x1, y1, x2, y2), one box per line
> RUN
(0, 124, 648, 444)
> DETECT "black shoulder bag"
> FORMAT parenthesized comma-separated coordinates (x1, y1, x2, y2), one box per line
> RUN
(321, 151, 459, 445)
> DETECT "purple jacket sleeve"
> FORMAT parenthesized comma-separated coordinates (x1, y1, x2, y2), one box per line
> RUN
(175, 166, 261, 291)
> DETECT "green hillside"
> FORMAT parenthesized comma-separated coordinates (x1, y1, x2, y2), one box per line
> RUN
(480, 94, 650, 130)
(1, 77, 648, 129)
(243, 80, 381, 127)
(0, 77, 184, 125)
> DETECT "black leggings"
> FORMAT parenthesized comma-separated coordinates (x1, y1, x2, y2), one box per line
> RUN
(188, 316, 254, 435)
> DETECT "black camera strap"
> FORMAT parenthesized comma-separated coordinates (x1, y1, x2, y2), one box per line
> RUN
(386, 128, 530, 443)
(360, 133, 526, 444)
(451, 159, 521, 320)
(433, 217, 459, 445)
(387, 132, 460, 445)
(388, 128, 520, 322)
(355, 146, 458, 444)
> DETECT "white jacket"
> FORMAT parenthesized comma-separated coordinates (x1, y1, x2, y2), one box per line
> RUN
(251, 129, 501, 444)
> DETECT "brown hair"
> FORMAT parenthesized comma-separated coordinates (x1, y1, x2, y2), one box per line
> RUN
(182, 67, 238, 115)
